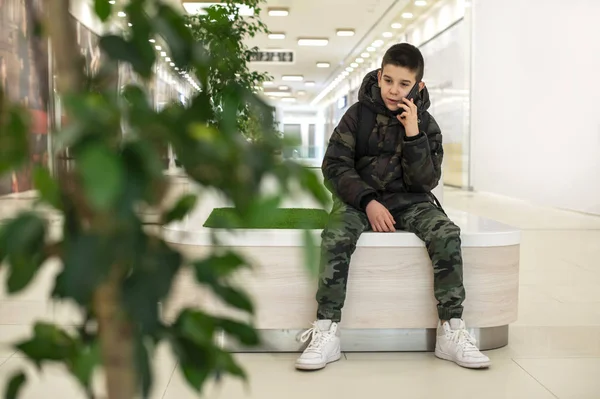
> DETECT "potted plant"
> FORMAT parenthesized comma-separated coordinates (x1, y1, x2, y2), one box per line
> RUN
(0, 0, 327, 398)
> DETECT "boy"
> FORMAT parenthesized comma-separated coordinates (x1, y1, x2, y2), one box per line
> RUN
(295, 43, 490, 371)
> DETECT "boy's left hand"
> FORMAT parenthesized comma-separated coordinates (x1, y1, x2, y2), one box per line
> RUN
(396, 98, 419, 137)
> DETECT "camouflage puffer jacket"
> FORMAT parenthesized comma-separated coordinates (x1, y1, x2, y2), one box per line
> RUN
(321, 69, 444, 212)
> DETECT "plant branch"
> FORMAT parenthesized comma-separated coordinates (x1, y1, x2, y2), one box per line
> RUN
(45, 0, 83, 95)
(23, 0, 50, 109)
(93, 265, 137, 399)
(43, 1, 137, 398)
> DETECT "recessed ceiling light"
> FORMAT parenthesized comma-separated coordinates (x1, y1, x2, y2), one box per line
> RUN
(128, 22, 133, 27)
(361, 52, 370, 58)
(264, 91, 293, 97)
(351, 63, 358, 68)
(367, 47, 376, 52)
(268, 8, 289, 16)
(170, 62, 175, 66)
(372, 40, 385, 47)
(336, 29, 355, 37)
(305, 81, 315, 87)
(298, 38, 329, 46)
(182, 2, 254, 16)
(155, 45, 161, 50)
(415, 0, 427, 6)
(268, 33, 286, 40)
(263, 81, 274, 86)
(166, 57, 171, 62)
(391, 22, 403, 29)
(282, 75, 304, 81)
(402, 12, 414, 18)
(316, 62, 331, 68)
(382, 32, 393, 38)
(149, 39, 155, 43)
(278, 85, 289, 91)
(160, 52, 166, 57)
(342, 71, 349, 77)
(297, 91, 306, 96)
(346, 67, 354, 72)
(175, 67, 179, 70)
(109, 0, 115, 3)
(356, 58, 364, 63)
(117, 11, 126, 17)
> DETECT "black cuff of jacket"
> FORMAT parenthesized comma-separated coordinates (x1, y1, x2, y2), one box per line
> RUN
(359, 192, 378, 211)
(404, 132, 425, 142)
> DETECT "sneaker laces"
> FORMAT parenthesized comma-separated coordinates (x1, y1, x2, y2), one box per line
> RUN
(299, 322, 334, 353)
(448, 328, 479, 352)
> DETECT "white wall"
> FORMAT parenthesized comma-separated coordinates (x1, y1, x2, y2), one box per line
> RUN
(405, 0, 467, 46)
(470, 0, 600, 215)
(70, 0, 108, 35)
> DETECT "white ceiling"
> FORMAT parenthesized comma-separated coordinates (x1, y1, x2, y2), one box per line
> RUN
(173, 0, 443, 106)
(244, 0, 403, 104)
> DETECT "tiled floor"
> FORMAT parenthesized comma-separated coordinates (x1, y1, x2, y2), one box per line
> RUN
(1, 188, 600, 398)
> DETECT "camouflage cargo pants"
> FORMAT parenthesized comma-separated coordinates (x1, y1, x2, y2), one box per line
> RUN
(316, 198, 465, 322)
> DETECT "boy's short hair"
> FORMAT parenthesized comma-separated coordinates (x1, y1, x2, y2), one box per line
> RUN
(381, 43, 425, 82)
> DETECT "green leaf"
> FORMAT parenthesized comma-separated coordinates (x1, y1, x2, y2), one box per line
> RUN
(120, 139, 166, 208)
(6, 251, 45, 294)
(192, 252, 254, 313)
(153, 4, 196, 68)
(135, 338, 152, 398)
(212, 285, 254, 314)
(77, 144, 124, 211)
(215, 348, 246, 380)
(168, 333, 212, 392)
(123, 238, 182, 334)
(56, 233, 113, 304)
(215, 318, 259, 346)
(99, 35, 153, 78)
(176, 310, 216, 346)
(16, 323, 79, 367)
(94, 0, 111, 21)
(125, 2, 156, 78)
(32, 166, 62, 209)
(299, 167, 330, 207)
(242, 195, 282, 228)
(303, 229, 320, 277)
(0, 105, 30, 176)
(181, 362, 211, 392)
(193, 251, 249, 281)
(121, 85, 156, 130)
(5, 371, 26, 399)
(0, 224, 7, 264)
(2, 213, 47, 294)
(162, 194, 198, 225)
(69, 343, 100, 390)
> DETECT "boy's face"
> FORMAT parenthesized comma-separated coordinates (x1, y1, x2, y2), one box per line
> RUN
(377, 64, 424, 112)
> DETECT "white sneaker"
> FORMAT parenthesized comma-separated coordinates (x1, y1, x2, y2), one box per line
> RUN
(295, 320, 341, 370)
(435, 319, 491, 369)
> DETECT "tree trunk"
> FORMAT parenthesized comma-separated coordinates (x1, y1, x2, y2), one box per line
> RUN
(93, 266, 137, 399)
(38, 1, 138, 398)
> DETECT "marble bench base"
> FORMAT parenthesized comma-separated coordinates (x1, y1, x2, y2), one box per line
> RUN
(162, 208, 521, 352)
(221, 326, 509, 353)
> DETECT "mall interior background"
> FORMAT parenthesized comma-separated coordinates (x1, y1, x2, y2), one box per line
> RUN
(1, 0, 599, 217)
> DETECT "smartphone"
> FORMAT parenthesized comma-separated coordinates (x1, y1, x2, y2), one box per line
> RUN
(396, 82, 420, 116)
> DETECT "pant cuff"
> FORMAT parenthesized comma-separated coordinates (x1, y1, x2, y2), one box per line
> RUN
(437, 306, 463, 321)
(316, 308, 341, 322)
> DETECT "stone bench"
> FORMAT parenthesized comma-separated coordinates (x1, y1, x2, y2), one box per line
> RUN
(162, 207, 520, 352)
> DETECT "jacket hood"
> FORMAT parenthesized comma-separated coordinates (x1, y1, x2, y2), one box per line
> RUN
(358, 69, 431, 117)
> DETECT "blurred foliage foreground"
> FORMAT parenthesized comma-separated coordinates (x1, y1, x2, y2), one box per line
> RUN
(0, 0, 328, 398)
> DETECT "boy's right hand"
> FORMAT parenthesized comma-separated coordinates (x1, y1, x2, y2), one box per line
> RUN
(365, 200, 396, 232)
